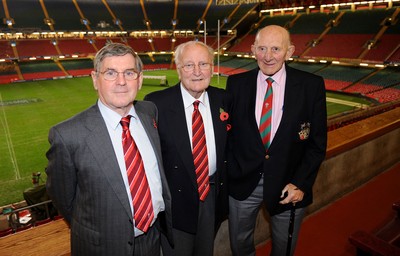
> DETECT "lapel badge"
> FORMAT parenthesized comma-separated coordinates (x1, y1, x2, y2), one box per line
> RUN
(219, 107, 231, 131)
(298, 122, 310, 140)
(219, 107, 229, 121)
(152, 119, 158, 129)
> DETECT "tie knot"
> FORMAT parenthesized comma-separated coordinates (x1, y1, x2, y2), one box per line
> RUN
(193, 100, 200, 111)
(266, 77, 274, 86)
(120, 116, 131, 131)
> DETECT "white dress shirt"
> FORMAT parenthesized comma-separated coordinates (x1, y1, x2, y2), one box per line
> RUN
(180, 84, 217, 176)
(98, 100, 164, 237)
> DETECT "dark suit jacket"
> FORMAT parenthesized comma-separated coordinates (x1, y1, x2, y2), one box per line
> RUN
(46, 101, 173, 256)
(144, 84, 231, 234)
(226, 65, 327, 216)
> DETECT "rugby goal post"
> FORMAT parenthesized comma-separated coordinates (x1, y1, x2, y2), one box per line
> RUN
(143, 75, 168, 86)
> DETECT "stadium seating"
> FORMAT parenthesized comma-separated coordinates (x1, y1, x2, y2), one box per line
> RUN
(14, 40, 58, 59)
(0, 2, 398, 106)
(57, 39, 97, 57)
(349, 201, 400, 255)
(60, 59, 93, 77)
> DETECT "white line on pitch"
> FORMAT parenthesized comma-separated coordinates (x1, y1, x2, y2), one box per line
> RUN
(0, 93, 21, 180)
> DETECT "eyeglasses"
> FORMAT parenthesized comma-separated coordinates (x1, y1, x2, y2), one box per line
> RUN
(180, 62, 212, 72)
(98, 69, 140, 81)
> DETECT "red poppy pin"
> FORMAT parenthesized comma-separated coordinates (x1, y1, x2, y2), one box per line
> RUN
(153, 119, 158, 129)
(219, 107, 229, 121)
(219, 108, 231, 131)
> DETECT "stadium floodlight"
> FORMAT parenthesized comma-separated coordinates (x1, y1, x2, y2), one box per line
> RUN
(114, 19, 122, 26)
(81, 18, 90, 25)
(144, 19, 152, 26)
(3, 18, 14, 26)
(44, 18, 54, 26)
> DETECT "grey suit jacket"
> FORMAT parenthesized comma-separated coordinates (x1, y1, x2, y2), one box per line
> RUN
(46, 101, 173, 256)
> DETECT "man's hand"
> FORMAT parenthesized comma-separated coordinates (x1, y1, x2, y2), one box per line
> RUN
(279, 183, 304, 205)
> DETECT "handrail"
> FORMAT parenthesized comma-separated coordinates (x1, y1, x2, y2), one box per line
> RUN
(7, 199, 55, 231)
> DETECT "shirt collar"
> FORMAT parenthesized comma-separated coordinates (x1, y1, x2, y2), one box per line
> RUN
(97, 100, 137, 130)
(180, 83, 207, 109)
(259, 64, 286, 86)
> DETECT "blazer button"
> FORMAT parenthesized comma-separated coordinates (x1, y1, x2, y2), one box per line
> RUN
(128, 241, 133, 246)
(265, 154, 270, 159)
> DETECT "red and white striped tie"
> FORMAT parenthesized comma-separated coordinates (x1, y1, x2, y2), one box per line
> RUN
(121, 116, 154, 232)
(192, 101, 210, 201)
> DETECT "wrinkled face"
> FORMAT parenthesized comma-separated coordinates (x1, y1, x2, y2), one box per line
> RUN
(91, 54, 143, 116)
(251, 26, 295, 76)
(176, 44, 213, 99)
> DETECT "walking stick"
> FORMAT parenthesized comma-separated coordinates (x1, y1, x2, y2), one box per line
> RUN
(286, 203, 296, 256)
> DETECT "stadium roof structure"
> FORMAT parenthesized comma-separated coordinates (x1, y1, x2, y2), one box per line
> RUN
(1, 0, 398, 34)
(0, 0, 398, 67)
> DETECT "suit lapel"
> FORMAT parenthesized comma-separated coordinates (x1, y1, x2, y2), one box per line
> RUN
(135, 102, 158, 156)
(247, 69, 265, 151)
(270, 66, 300, 149)
(169, 86, 198, 187)
(135, 101, 173, 208)
(208, 87, 226, 165)
(248, 69, 261, 132)
(84, 105, 132, 218)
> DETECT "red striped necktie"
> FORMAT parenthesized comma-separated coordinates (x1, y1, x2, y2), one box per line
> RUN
(259, 77, 274, 150)
(192, 101, 210, 201)
(120, 116, 154, 232)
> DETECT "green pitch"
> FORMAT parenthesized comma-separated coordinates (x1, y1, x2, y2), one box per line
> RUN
(0, 70, 372, 206)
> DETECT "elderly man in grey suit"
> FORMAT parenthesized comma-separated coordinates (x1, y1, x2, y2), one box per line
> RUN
(46, 43, 173, 256)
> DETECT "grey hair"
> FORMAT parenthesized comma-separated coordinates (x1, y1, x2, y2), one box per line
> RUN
(93, 43, 143, 72)
(174, 40, 214, 66)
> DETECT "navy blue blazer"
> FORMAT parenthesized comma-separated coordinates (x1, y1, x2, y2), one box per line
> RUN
(145, 84, 231, 234)
(226, 64, 327, 215)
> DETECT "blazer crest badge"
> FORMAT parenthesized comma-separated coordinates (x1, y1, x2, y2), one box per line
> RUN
(298, 122, 310, 140)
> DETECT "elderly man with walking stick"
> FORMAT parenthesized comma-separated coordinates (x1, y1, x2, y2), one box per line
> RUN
(226, 25, 327, 256)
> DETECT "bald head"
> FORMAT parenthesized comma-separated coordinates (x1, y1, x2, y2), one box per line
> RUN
(255, 25, 292, 50)
(252, 25, 295, 76)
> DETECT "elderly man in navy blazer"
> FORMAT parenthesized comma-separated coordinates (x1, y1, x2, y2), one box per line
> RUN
(145, 41, 231, 256)
(226, 25, 327, 256)
(46, 43, 173, 256)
